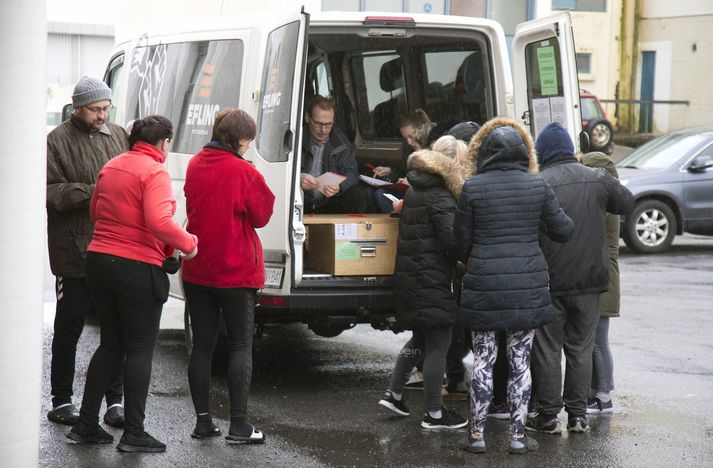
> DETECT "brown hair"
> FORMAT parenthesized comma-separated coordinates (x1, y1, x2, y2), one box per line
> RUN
(211, 108, 257, 151)
(308, 95, 336, 116)
(400, 108, 435, 148)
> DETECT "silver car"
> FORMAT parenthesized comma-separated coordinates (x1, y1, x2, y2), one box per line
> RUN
(617, 127, 713, 253)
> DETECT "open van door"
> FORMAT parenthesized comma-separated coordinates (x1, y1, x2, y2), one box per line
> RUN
(512, 12, 583, 151)
(253, 9, 309, 294)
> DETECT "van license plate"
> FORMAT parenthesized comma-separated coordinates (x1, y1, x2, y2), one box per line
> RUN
(264, 267, 283, 289)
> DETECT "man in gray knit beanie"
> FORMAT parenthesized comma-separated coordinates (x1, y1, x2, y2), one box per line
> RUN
(46, 76, 128, 428)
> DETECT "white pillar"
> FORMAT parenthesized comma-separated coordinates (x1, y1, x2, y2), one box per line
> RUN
(0, 1, 47, 465)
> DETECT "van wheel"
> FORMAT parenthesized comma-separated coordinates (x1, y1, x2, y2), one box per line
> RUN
(622, 199, 677, 254)
(309, 324, 351, 338)
(184, 304, 229, 373)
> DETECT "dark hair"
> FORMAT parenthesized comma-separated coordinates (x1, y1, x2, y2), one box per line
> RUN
(400, 108, 435, 148)
(211, 108, 257, 152)
(308, 95, 336, 117)
(129, 115, 173, 148)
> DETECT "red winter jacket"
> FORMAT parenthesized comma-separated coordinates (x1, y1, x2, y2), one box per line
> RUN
(181, 144, 275, 288)
(88, 142, 198, 266)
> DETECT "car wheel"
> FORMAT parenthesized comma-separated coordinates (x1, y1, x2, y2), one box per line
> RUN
(589, 120, 613, 151)
(622, 199, 677, 253)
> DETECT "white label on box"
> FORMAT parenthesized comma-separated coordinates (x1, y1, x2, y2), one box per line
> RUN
(335, 223, 357, 240)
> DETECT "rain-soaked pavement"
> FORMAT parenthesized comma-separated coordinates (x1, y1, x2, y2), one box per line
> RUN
(39, 235, 713, 467)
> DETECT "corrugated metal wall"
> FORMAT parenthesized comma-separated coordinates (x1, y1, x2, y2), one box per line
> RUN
(46, 33, 113, 86)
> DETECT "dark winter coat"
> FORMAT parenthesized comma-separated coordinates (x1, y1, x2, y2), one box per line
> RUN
(581, 152, 621, 317)
(393, 149, 465, 330)
(46, 115, 129, 277)
(455, 118, 574, 331)
(300, 126, 359, 211)
(536, 123, 633, 296)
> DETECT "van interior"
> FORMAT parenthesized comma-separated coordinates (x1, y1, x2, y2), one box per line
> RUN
(303, 25, 491, 173)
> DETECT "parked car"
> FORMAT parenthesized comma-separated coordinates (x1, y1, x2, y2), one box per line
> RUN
(580, 89, 614, 154)
(616, 127, 713, 253)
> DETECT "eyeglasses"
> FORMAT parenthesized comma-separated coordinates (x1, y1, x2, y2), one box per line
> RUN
(84, 105, 114, 114)
(310, 120, 333, 130)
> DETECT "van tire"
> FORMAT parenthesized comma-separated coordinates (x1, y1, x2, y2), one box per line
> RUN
(309, 324, 348, 338)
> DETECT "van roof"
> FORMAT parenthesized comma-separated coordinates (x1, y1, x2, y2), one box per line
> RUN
(116, 10, 503, 45)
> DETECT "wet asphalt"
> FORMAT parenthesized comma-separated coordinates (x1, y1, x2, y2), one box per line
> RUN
(39, 234, 713, 467)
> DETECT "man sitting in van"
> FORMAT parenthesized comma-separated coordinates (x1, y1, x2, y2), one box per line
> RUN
(300, 96, 368, 214)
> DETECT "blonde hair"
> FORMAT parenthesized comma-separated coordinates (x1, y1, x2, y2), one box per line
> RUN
(431, 135, 467, 166)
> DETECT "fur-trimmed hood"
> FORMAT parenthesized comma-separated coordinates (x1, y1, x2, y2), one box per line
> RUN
(465, 118, 538, 176)
(406, 149, 465, 198)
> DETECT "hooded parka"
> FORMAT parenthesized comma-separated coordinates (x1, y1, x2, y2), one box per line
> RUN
(454, 118, 574, 331)
(393, 148, 465, 330)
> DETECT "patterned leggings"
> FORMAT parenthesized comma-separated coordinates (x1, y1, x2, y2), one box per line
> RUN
(470, 330, 535, 436)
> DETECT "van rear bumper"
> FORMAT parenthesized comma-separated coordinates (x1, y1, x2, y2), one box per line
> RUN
(256, 287, 394, 325)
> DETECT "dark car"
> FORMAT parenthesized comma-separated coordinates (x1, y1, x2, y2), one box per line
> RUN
(580, 90, 614, 154)
(617, 127, 713, 253)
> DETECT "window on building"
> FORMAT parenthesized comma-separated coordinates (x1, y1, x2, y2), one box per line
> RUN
(365, 0, 403, 11)
(322, 0, 360, 11)
(576, 52, 592, 74)
(552, 0, 606, 12)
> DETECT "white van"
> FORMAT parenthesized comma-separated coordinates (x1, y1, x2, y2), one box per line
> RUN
(102, 8, 583, 338)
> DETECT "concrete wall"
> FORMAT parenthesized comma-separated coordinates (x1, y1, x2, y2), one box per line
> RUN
(637, 9, 713, 131)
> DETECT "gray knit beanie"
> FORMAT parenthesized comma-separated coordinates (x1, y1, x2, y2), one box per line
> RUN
(72, 76, 112, 107)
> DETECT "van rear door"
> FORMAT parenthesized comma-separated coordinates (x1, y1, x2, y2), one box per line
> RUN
(512, 12, 583, 150)
(253, 10, 309, 293)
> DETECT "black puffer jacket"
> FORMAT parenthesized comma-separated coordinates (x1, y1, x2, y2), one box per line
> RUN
(455, 118, 574, 331)
(393, 149, 465, 330)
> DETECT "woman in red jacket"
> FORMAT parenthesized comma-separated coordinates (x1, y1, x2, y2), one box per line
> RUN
(182, 108, 275, 443)
(68, 115, 198, 452)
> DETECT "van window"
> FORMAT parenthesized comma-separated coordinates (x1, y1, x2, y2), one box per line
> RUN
(422, 49, 486, 131)
(125, 39, 244, 155)
(257, 21, 301, 163)
(351, 52, 406, 139)
(105, 54, 125, 125)
(351, 46, 487, 140)
(523, 38, 566, 137)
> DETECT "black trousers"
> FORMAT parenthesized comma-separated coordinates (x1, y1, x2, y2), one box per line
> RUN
(78, 252, 167, 435)
(50, 276, 122, 408)
(184, 282, 255, 422)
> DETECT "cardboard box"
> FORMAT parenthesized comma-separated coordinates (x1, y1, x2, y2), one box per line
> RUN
(304, 214, 399, 276)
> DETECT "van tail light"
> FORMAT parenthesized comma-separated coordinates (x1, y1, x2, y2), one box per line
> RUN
(259, 295, 286, 307)
(363, 16, 415, 26)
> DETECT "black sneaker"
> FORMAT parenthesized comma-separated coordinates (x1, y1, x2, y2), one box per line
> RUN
(66, 423, 114, 444)
(567, 415, 588, 433)
(48, 404, 79, 426)
(586, 397, 614, 414)
(421, 408, 468, 429)
(525, 413, 562, 434)
(378, 390, 410, 416)
(509, 434, 539, 454)
(116, 431, 166, 453)
(460, 433, 486, 454)
(103, 405, 125, 428)
(487, 402, 510, 420)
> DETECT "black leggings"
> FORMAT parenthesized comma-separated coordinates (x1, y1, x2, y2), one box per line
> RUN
(79, 252, 166, 436)
(184, 282, 255, 422)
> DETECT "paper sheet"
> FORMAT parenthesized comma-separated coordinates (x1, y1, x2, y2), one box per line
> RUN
(359, 174, 391, 187)
(316, 172, 347, 194)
